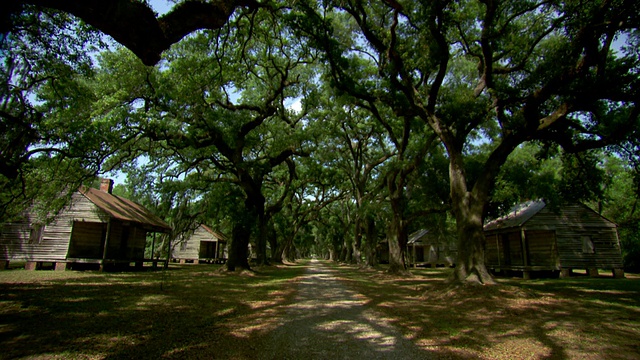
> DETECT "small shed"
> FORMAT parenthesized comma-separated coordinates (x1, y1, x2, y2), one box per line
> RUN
(407, 229, 456, 268)
(172, 224, 227, 264)
(0, 179, 172, 271)
(483, 200, 624, 278)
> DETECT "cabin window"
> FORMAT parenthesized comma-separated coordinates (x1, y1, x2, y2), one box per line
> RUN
(29, 224, 44, 244)
(582, 236, 595, 254)
(180, 241, 188, 251)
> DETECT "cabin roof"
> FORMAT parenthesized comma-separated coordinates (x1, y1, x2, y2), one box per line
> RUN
(200, 224, 228, 242)
(483, 199, 616, 232)
(80, 186, 172, 232)
(483, 200, 547, 232)
(408, 229, 430, 245)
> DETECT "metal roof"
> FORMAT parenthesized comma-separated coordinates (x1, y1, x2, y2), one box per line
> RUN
(483, 200, 547, 232)
(80, 186, 172, 232)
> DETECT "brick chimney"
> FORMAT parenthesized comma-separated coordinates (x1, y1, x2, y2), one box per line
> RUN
(100, 178, 114, 194)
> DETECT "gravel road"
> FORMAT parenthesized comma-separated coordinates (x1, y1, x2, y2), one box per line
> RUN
(259, 259, 431, 360)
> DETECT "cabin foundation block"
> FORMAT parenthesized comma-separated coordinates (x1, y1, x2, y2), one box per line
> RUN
(179, 259, 186, 264)
(25, 261, 39, 270)
(613, 268, 625, 279)
(0, 260, 8, 270)
(560, 268, 572, 278)
(55, 262, 67, 271)
(588, 268, 599, 277)
(193, 259, 199, 264)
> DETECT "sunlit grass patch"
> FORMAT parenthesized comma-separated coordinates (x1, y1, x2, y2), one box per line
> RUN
(0, 262, 307, 359)
(2, 260, 639, 359)
(332, 262, 640, 359)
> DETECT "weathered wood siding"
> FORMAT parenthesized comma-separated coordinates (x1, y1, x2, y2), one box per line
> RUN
(555, 226, 622, 269)
(1, 191, 151, 262)
(0, 192, 107, 261)
(484, 203, 622, 270)
(486, 232, 525, 267)
(173, 231, 201, 260)
(409, 243, 456, 266)
(525, 230, 559, 267)
(0, 220, 32, 261)
(485, 234, 500, 267)
(527, 204, 621, 269)
(173, 226, 224, 260)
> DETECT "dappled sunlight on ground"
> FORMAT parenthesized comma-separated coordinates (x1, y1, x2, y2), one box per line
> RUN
(336, 263, 640, 360)
(1, 261, 639, 359)
(252, 259, 431, 359)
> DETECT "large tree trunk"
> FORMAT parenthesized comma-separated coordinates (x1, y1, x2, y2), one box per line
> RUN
(341, 237, 353, 263)
(386, 213, 408, 274)
(352, 217, 362, 264)
(226, 196, 260, 271)
(386, 171, 409, 274)
(364, 216, 378, 268)
(450, 200, 496, 284)
(448, 153, 496, 285)
(274, 228, 296, 264)
(255, 213, 269, 266)
(247, 192, 269, 267)
(331, 234, 342, 262)
(268, 223, 283, 264)
(282, 236, 297, 262)
(226, 218, 252, 271)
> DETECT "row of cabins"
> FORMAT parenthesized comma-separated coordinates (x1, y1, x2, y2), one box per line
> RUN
(0, 179, 227, 270)
(404, 200, 624, 278)
(1, 184, 625, 279)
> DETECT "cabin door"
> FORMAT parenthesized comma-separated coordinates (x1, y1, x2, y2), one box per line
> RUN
(501, 234, 511, 266)
(68, 221, 106, 259)
(199, 241, 216, 259)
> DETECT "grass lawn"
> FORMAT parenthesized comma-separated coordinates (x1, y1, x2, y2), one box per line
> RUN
(334, 263, 640, 360)
(1, 261, 639, 359)
(0, 263, 304, 359)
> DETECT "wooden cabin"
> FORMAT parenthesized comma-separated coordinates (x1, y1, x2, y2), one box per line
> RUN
(0, 179, 172, 271)
(407, 229, 456, 268)
(172, 224, 227, 264)
(483, 200, 624, 279)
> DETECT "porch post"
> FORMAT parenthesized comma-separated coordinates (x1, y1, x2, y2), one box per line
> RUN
(520, 228, 530, 279)
(100, 218, 112, 272)
(412, 244, 416, 268)
(495, 234, 501, 267)
(520, 228, 529, 266)
(151, 232, 157, 268)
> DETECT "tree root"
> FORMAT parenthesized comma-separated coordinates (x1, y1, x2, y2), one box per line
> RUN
(447, 266, 497, 285)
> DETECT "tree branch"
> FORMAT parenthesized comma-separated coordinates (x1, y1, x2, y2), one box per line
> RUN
(9, 0, 259, 65)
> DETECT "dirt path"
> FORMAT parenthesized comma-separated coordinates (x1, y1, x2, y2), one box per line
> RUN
(259, 259, 431, 359)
